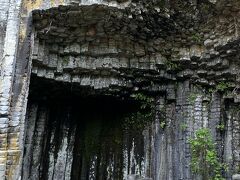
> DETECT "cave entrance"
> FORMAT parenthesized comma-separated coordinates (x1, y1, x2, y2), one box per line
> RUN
(22, 75, 152, 180)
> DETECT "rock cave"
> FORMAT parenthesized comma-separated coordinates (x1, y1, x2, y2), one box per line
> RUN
(0, 0, 240, 179)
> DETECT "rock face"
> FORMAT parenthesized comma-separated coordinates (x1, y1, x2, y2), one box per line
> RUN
(0, 0, 240, 179)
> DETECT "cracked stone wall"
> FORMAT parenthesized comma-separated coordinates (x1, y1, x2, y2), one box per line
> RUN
(0, 0, 240, 179)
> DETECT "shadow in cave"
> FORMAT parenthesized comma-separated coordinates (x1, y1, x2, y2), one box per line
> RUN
(24, 75, 148, 180)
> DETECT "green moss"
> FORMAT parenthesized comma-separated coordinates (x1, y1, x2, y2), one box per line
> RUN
(165, 60, 180, 71)
(62, 56, 69, 65)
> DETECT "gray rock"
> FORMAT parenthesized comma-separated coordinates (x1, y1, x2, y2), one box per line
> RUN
(233, 174, 240, 180)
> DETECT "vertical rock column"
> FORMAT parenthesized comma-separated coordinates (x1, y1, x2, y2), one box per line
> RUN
(0, 0, 11, 177)
(175, 81, 192, 180)
(152, 96, 166, 179)
(232, 107, 240, 174)
(223, 104, 240, 179)
(224, 104, 234, 179)
(29, 106, 48, 179)
(0, 0, 9, 59)
(0, 0, 22, 178)
(209, 93, 221, 142)
(21, 104, 38, 180)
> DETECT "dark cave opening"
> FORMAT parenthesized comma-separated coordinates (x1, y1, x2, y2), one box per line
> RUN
(23, 75, 151, 179)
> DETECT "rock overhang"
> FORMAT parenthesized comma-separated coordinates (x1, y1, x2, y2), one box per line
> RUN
(31, 3, 179, 43)
(1, 0, 240, 179)
(29, 1, 240, 101)
(30, 4, 178, 95)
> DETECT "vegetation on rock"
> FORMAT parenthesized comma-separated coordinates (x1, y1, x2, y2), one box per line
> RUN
(189, 128, 227, 180)
(123, 93, 154, 131)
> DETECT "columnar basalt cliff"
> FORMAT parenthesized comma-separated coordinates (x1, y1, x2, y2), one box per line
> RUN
(0, 0, 240, 179)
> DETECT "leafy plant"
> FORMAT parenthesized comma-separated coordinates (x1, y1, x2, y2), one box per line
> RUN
(192, 34, 202, 43)
(133, 93, 154, 110)
(123, 93, 154, 131)
(208, 88, 215, 94)
(180, 123, 188, 131)
(165, 60, 180, 71)
(216, 124, 225, 131)
(123, 111, 153, 130)
(160, 121, 166, 129)
(189, 128, 226, 180)
(188, 93, 198, 104)
(216, 82, 230, 92)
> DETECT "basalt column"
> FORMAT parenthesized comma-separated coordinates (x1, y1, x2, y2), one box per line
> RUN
(23, 2, 240, 179)
(22, 77, 156, 179)
(0, 0, 240, 179)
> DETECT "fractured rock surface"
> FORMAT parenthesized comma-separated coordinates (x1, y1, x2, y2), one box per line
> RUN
(0, 0, 240, 179)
